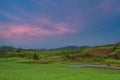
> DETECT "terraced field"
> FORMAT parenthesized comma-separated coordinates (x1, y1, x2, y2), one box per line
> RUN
(0, 58, 120, 80)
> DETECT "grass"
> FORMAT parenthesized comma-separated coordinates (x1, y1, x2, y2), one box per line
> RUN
(0, 57, 33, 63)
(106, 59, 120, 64)
(105, 59, 120, 66)
(0, 58, 120, 80)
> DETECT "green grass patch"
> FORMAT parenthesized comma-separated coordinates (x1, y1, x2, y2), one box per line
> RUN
(0, 58, 120, 80)
(106, 59, 120, 64)
(0, 57, 33, 63)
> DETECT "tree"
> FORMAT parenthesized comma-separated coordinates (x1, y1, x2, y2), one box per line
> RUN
(33, 53, 39, 60)
(0, 49, 6, 58)
(7, 48, 16, 57)
(82, 48, 92, 58)
(112, 51, 120, 60)
(16, 48, 25, 57)
(16, 48, 23, 53)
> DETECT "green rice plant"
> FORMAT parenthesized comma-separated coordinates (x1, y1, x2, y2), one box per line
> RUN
(0, 59, 120, 80)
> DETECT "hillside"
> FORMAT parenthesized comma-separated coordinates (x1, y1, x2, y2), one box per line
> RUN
(57, 46, 90, 50)
(0, 42, 120, 61)
(0, 46, 16, 51)
(90, 42, 120, 56)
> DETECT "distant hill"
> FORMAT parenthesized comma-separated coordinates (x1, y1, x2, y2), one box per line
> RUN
(0, 46, 16, 51)
(56, 46, 90, 50)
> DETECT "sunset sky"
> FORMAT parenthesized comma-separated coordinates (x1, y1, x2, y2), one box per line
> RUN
(0, 0, 120, 49)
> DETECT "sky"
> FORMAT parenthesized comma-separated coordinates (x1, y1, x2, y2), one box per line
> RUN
(0, 0, 120, 49)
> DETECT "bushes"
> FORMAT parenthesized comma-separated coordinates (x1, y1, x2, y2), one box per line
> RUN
(61, 48, 106, 62)
(0, 50, 6, 58)
(16, 48, 23, 54)
(33, 53, 40, 60)
(109, 52, 120, 60)
(6, 48, 17, 57)
(90, 57, 105, 62)
(108, 44, 120, 59)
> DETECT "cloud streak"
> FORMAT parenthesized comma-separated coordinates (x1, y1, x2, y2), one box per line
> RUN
(0, 19, 75, 43)
(0, 9, 25, 24)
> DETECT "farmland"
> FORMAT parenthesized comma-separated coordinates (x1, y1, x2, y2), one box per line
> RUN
(0, 57, 120, 80)
(0, 59, 120, 80)
(0, 42, 120, 80)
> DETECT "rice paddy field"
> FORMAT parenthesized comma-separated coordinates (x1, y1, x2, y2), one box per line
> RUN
(0, 58, 120, 80)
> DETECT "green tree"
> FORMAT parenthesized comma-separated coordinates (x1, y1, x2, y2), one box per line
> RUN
(16, 48, 25, 57)
(16, 48, 23, 53)
(82, 48, 92, 58)
(7, 48, 16, 57)
(0, 49, 6, 58)
(33, 53, 39, 60)
(112, 50, 120, 59)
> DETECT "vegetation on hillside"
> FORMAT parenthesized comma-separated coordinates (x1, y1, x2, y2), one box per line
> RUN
(0, 42, 120, 65)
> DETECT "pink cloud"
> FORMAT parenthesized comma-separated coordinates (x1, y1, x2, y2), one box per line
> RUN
(1, 5, 85, 41)
(36, 17, 53, 25)
(0, 6, 80, 44)
(0, 21, 75, 43)
(54, 23, 75, 34)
